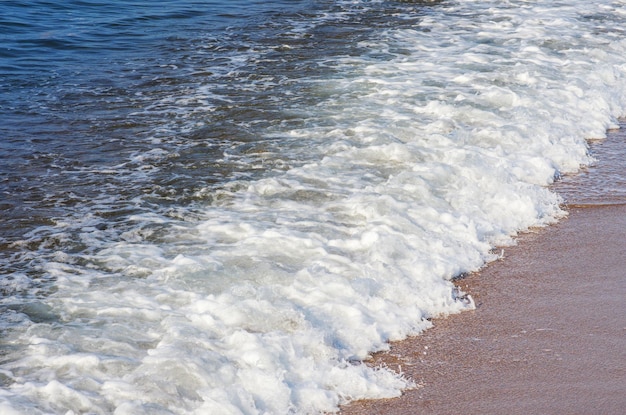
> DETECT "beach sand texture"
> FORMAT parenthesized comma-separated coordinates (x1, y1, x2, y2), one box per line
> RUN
(341, 127, 626, 415)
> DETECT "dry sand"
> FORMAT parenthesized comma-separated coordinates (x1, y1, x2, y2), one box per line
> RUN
(341, 128, 626, 415)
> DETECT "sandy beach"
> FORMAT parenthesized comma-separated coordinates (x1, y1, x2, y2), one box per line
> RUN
(342, 130, 626, 415)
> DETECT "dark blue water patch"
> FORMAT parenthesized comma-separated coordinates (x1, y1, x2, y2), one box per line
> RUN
(0, 0, 313, 89)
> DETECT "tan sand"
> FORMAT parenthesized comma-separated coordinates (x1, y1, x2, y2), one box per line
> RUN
(341, 123, 626, 415)
(341, 203, 626, 415)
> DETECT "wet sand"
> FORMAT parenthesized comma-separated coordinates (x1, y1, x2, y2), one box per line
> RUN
(341, 204, 626, 415)
(341, 124, 626, 415)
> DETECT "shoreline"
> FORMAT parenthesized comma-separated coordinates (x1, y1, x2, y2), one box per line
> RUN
(340, 125, 626, 414)
(342, 204, 626, 415)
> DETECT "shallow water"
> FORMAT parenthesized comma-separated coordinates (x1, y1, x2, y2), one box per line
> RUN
(1, 0, 626, 413)
(553, 122, 626, 206)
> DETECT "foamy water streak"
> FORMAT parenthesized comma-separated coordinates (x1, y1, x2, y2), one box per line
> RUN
(2, 0, 626, 414)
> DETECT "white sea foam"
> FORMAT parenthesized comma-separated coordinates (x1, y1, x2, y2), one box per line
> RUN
(2, 0, 626, 414)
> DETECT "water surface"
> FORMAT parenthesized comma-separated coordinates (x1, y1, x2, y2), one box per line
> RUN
(2, 1, 626, 413)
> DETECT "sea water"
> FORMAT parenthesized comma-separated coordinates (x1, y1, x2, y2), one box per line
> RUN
(1, 0, 626, 413)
